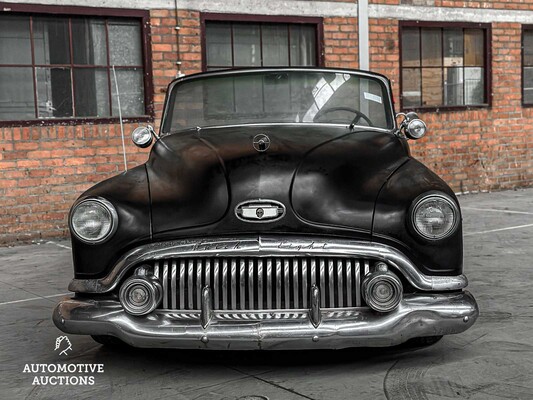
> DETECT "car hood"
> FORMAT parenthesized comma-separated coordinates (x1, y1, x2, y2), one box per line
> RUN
(146, 125, 409, 237)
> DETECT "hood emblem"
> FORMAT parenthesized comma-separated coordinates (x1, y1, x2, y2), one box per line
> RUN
(253, 134, 270, 152)
(235, 199, 285, 223)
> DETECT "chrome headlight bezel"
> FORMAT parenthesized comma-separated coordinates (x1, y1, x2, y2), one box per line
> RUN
(69, 198, 118, 245)
(410, 193, 460, 241)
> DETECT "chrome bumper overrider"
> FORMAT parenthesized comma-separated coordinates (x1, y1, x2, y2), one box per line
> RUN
(53, 291, 478, 349)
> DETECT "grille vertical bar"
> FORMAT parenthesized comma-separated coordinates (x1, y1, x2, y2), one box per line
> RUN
(266, 259, 273, 309)
(171, 260, 177, 309)
(162, 260, 169, 309)
(239, 259, 246, 310)
(248, 259, 254, 310)
(155, 256, 368, 311)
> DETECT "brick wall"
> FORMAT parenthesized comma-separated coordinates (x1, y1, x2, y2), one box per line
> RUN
(2, 3, 533, 244)
(367, 18, 533, 193)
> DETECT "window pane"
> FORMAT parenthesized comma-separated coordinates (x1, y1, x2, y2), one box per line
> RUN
(206, 22, 232, 67)
(524, 67, 533, 104)
(74, 68, 110, 117)
(444, 67, 464, 105)
(233, 23, 261, 66)
(72, 18, 107, 65)
(0, 67, 34, 120)
(289, 25, 317, 66)
(402, 68, 421, 107)
(524, 31, 533, 66)
(0, 16, 32, 65)
(34, 17, 71, 65)
(421, 28, 442, 67)
(464, 29, 484, 67)
(109, 20, 142, 66)
(36, 67, 73, 118)
(262, 24, 289, 66)
(422, 68, 443, 106)
(402, 27, 420, 67)
(443, 29, 463, 67)
(111, 68, 145, 116)
(464, 67, 484, 105)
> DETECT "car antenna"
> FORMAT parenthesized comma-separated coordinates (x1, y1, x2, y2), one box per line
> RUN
(112, 65, 128, 172)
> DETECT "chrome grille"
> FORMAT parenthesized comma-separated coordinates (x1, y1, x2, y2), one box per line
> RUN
(153, 257, 369, 311)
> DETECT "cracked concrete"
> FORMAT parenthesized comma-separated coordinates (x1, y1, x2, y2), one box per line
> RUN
(1, 188, 533, 399)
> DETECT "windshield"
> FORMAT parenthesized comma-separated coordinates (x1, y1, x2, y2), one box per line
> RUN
(162, 70, 394, 133)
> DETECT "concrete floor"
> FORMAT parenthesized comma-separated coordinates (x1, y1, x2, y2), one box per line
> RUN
(1, 189, 533, 400)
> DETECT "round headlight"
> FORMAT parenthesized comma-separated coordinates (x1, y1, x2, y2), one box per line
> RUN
(411, 194, 459, 240)
(70, 198, 118, 244)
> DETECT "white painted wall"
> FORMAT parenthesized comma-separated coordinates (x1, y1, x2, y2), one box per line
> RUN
(5, 0, 533, 23)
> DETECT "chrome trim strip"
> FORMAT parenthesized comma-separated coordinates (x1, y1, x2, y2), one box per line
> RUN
(179, 260, 185, 309)
(196, 259, 202, 310)
(222, 259, 228, 310)
(293, 259, 299, 309)
(187, 260, 194, 309)
(346, 259, 352, 307)
(54, 291, 479, 350)
(302, 259, 308, 308)
(284, 259, 290, 309)
(275, 258, 282, 309)
(213, 259, 219, 310)
(69, 236, 469, 294)
(328, 259, 334, 307)
(266, 259, 273, 309)
(257, 259, 263, 308)
(230, 258, 237, 310)
(171, 260, 177, 309)
(239, 259, 246, 311)
(319, 259, 326, 307)
(248, 259, 254, 310)
(338, 260, 344, 308)
(355, 260, 361, 307)
(162, 261, 168, 309)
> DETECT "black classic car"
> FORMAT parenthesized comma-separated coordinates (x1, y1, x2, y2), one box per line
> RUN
(53, 68, 478, 349)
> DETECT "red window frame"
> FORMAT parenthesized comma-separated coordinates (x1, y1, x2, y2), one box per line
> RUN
(0, 2, 153, 127)
(200, 13, 324, 71)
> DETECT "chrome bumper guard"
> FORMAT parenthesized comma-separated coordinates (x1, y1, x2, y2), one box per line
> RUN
(53, 291, 478, 349)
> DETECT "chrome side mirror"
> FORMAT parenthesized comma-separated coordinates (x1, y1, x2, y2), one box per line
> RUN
(396, 112, 427, 140)
(132, 125, 157, 148)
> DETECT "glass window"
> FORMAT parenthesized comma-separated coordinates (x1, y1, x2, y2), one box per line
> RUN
(205, 20, 318, 70)
(522, 29, 533, 104)
(164, 71, 393, 133)
(0, 14, 147, 122)
(401, 25, 488, 109)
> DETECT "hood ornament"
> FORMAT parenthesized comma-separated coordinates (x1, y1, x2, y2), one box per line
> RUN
(235, 199, 285, 223)
(253, 134, 270, 152)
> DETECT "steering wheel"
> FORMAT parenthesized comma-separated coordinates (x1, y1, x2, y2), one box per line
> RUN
(313, 106, 374, 127)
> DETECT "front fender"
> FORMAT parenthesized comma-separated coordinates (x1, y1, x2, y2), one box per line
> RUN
(372, 159, 463, 276)
(70, 165, 151, 279)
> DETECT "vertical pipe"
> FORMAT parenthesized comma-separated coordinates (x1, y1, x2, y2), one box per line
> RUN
(358, 0, 369, 71)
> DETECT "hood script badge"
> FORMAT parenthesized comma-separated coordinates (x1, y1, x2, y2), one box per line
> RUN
(253, 134, 270, 152)
(235, 199, 285, 223)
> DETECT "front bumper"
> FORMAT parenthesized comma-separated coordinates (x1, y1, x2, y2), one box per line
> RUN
(53, 291, 478, 349)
